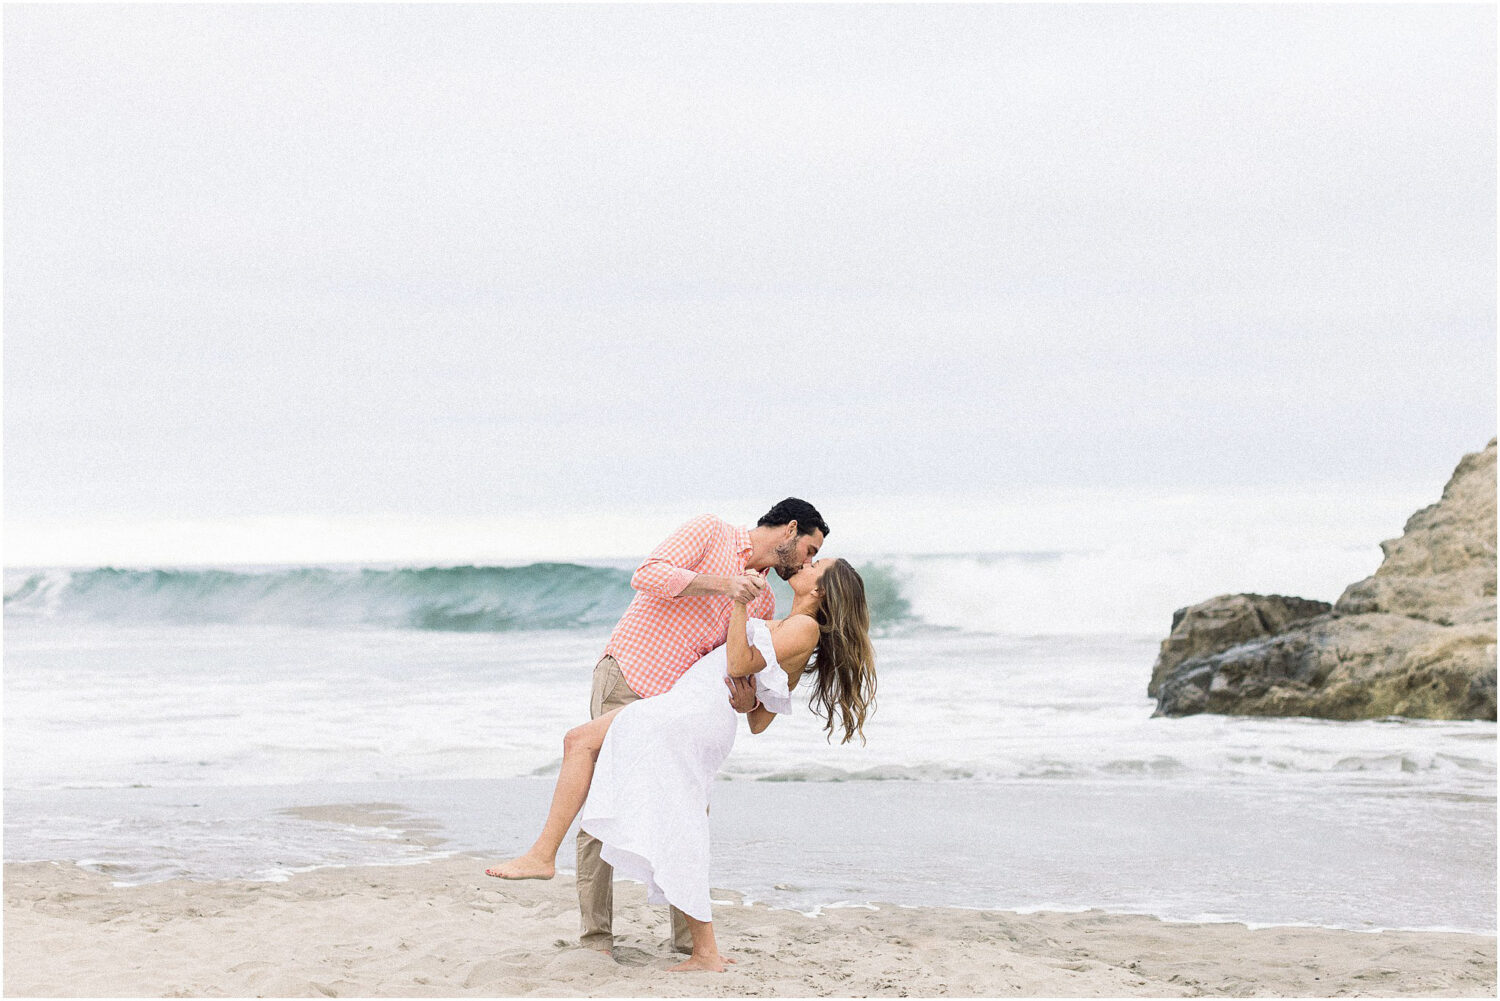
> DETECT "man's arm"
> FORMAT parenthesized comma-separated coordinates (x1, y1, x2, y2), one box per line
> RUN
(677, 574, 763, 601)
(630, 515, 765, 603)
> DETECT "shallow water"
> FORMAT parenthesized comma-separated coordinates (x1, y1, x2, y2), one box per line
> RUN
(5, 776, 1493, 934)
(4, 602, 1493, 933)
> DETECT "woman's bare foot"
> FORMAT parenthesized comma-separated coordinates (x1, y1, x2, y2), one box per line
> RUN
(667, 953, 733, 972)
(484, 853, 555, 880)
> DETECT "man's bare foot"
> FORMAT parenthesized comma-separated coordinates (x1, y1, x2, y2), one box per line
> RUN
(483, 853, 554, 879)
(667, 953, 732, 972)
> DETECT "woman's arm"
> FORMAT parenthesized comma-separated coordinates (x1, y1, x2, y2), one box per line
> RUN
(747, 703, 776, 734)
(725, 595, 768, 678)
(747, 666, 805, 733)
(746, 616, 820, 733)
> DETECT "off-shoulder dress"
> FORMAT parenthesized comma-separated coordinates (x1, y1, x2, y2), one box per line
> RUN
(577, 617, 791, 921)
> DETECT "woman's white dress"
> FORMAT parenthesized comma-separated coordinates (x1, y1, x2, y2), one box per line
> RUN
(577, 617, 791, 922)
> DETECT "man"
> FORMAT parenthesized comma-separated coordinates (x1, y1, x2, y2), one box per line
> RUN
(576, 497, 828, 955)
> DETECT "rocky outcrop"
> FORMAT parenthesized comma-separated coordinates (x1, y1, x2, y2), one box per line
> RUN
(1152, 439, 1497, 721)
(1147, 594, 1331, 699)
(1334, 440, 1497, 627)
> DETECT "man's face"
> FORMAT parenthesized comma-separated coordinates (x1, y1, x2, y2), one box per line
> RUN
(772, 525, 824, 580)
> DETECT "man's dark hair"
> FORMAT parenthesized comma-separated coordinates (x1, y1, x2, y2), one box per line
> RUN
(758, 497, 829, 538)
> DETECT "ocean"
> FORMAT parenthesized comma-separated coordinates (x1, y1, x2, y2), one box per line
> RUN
(4, 556, 1494, 935)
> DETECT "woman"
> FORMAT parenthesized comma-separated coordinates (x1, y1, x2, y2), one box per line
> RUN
(484, 557, 876, 972)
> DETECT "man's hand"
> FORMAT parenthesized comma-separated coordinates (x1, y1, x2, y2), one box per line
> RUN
(725, 676, 758, 713)
(725, 572, 766, 605)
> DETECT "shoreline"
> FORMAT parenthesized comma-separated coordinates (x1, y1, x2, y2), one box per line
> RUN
(9, 776, 1493, 938)
(13, 851, 1494, 939)
(6, 856, 1495, 998)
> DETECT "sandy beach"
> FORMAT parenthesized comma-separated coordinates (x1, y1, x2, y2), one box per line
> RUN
(4, 855, 1494, 998)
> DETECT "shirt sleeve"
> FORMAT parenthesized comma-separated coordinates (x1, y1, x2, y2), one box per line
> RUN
(630, 514, 720, 598)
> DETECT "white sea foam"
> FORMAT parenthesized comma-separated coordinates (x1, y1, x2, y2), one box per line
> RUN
(3, 543, 1493, 932)
(874, 543, 1379, 635)
(3, 619, 1491, 798)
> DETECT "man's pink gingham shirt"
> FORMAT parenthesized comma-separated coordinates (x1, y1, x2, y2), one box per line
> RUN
(604, 514, 776, 698)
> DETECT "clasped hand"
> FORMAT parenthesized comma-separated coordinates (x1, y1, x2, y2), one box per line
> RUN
(724, 675, 758, 713)
(726, 571, 766, 605)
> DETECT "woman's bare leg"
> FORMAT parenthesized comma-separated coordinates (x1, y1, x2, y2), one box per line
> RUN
(666, 914, 733, 972)
(485, 707, 623, 879)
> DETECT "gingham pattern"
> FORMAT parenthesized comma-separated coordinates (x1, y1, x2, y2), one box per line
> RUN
(604, 514, 776, 698)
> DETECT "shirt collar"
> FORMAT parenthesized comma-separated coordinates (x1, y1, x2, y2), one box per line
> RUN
(733, 525, 753, 559)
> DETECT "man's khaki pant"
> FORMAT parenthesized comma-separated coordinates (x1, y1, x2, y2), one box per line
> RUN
(576, 656, 693, 953)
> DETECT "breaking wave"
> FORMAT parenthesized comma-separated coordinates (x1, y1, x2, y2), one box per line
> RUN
(3, 562, 915, 632)
(2, 537, 1384, 636)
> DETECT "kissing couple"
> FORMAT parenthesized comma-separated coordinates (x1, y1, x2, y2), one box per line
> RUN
(485, 497, 877, 971)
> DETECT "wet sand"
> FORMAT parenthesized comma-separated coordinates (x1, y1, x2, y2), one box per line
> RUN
(4, 855, 1495, 997)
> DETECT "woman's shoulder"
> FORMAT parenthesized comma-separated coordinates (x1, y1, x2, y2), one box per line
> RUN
(774, 611, 819, 630)
(769, 613, 819, 654)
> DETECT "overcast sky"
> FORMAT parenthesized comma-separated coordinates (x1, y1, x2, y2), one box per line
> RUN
(4, 4, 1495, 563)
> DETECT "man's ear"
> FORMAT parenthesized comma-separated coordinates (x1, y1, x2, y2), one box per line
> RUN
(785, 520, 798, 539)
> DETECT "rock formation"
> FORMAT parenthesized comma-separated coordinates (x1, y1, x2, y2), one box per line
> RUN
(1152, 439, 1497, 721)
(1147, 594, 1332, 699)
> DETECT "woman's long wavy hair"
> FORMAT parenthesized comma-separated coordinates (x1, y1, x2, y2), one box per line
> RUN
(805, 558, 877, 745)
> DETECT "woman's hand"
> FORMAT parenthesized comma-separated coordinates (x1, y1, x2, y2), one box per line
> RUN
(726, 572, 765, 605)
